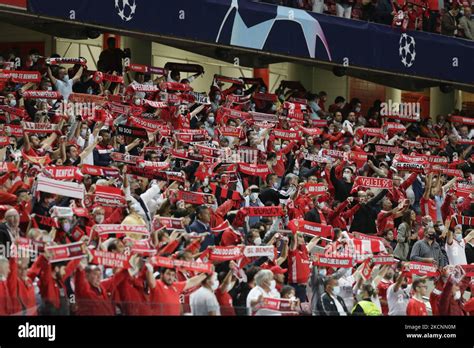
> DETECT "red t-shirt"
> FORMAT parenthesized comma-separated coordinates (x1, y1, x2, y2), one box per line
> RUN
(420, 197, 437, 222)
(288, 245, 311, 284)
(377, 211, 396, 238)
(220, 228, 242, 246)
(150, 279, 187, 316)
(377, 279, 393, 315)
(407, 297, 428, 316)
(0, 280, 11, 315)
(215, 288, 235, 316)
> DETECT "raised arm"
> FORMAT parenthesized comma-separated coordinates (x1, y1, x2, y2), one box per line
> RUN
(72, 66, 84, 84)
(184, 272, 208, 291)
(47, 66, 58, 86)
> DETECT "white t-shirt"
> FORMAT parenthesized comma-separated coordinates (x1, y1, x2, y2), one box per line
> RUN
(55, 77, 74, 102)
(246, 286, 281, 316)
(446, 239, 467, 265)
(76, 134, 95, 165)
(387, 283, 412, 316)
(190, 286, 221, 316)
(338, 275, 355, 311)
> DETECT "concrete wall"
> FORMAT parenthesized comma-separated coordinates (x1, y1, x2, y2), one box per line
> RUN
(55, 36, 103, 70)
(0, 22, 53, 56)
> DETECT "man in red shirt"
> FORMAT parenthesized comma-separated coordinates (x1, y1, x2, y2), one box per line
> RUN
(214, 269, 236, 316)
(288, 232, 319, 302)
(27, 253, 81, 316)
(377, 199, 408, 237)
(376, 268, 394, 315)
(146, 265, 209, 316)
(0, 257, 12, 315)
(8, 257, 37, 315)
(74, 264, 128, 316)
(406, 278, 428, 316)
(420, 173, 438, 222)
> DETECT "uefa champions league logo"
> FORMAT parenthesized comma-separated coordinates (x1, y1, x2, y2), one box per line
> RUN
(115, 0, 137, 22)
(399, 33, 416, 68)
(217, 0, 332, 60)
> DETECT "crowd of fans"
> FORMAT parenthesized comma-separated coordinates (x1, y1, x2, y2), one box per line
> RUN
(0, 42, 473, 316)
(258, 0, 474, 39)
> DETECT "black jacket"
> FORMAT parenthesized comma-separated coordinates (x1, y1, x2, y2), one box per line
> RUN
(304, 208, 323, 224)
(315, 291, 349, 316)
(466, 243, 474, 265)
(330, 167, 354, 202)
(0, 222, 12, 250)
(258, 188, 289, 207)
(350, 189, 387, 235)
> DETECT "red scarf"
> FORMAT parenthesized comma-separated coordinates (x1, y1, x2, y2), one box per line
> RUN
(91, 250, 130, 269)
(22, 90, 61, 99)
(177, 190, 215, 205)
(313, 255, 354, 268)
(0, 70, 41, 83)
(238, 163, 271, 178)
(450, 115, 474, 126)
(352, 176, 393, 193)
(273, 128, 301, 141)
(403, 262, 439, 277)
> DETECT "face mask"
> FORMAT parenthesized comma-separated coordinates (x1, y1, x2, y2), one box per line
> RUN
(203, 178, 209, 186)
(318, 269, 327, 277)
(455, 234, 463, 242)
(427, 222, 434, 228)
(210, 273, 219, 291)
(317, 202, 326, 209)
(62, 222, 71, 233)
(454, 291, 461, 301)
(134, 99, 141, 106)
(254, 237, 262, 246)
(355, 107, 361, 113)
(95, 215, 105, 224)
(211, 279, 220, 291)
(250, 193, 259, 202)
(9, 99, 16, 107)
(214, 95, 221, 103)
(47, 87, 53, 91)
(332, 286, 341, 296)
(274, 145, 281, 152)
(439, 225, 445, 232)
(342, 173, 351, 181)
(270, 280, 276, 290)
(272, 182, 279, 190)
(207, 117, 214, 124)
(80, 130, 88, 138)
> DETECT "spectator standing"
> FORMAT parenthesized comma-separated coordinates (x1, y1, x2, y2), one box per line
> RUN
(410, 227, 447, 268)
(459, 6, 474, 39)
(441, 6, 460, 36)
(406, 278, 428, 316)
(98, 36, 125, 74)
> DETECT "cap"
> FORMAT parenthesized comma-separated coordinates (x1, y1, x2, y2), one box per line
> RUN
(270, 265, 287, 275)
